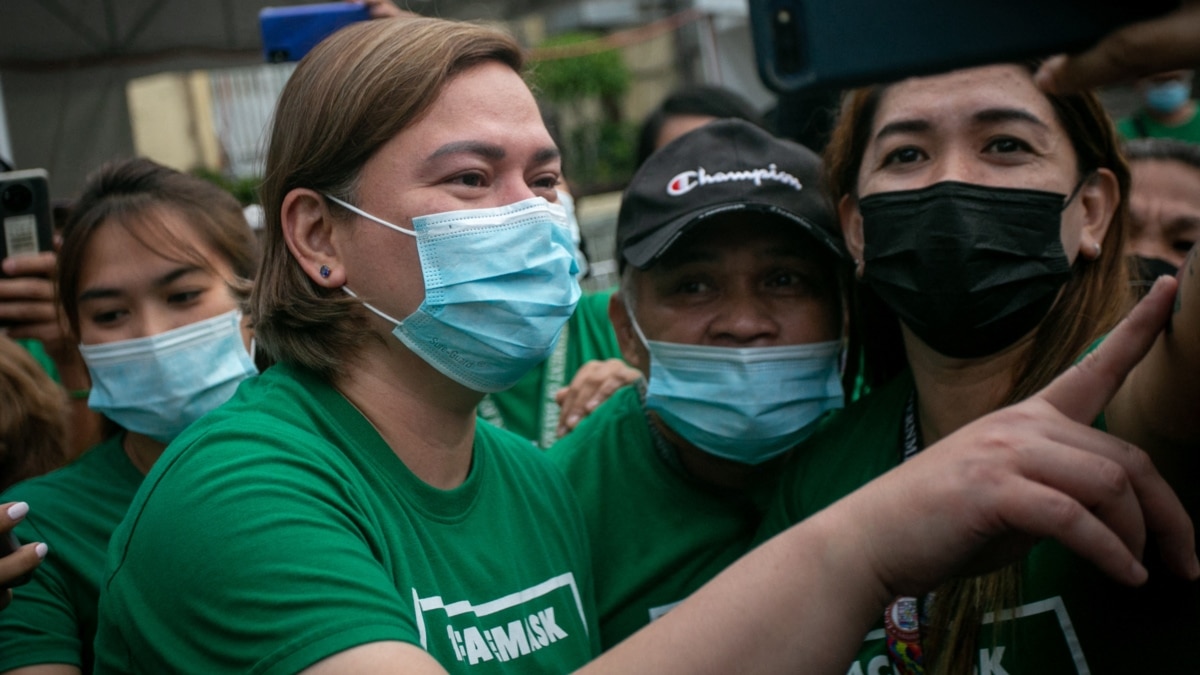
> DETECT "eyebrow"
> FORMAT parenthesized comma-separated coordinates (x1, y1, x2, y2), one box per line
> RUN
(77, 265, 205, 303)
(873, 106, 1049, 143)
(425, 141, 561, 165)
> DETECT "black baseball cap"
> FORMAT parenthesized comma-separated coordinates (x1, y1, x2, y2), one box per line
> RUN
(616, 118, 845, 270)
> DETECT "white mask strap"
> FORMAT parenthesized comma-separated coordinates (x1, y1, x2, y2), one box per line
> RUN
(325, 194, 417, 237)
(342, 286, 406, 326)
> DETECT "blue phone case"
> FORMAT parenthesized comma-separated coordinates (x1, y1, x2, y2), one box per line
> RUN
(751, 0, 1179, 93)
(259, 3, 372, 63)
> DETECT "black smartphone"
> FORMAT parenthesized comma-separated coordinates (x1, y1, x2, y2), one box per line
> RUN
(259, 2, 372, 63)
(0, 168, 54, 277)
(1, 531, 33, 588)
(751, 0, 1180, 93)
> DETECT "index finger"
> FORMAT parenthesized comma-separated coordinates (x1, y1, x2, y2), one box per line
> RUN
(1, 251, 57, 278)
(1037, 276, 1177, 422)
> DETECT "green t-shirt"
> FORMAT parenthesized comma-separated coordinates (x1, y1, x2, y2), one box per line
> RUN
(757, 371, 1200, 674)
(547, 386, 773, 650)
(94, 363, 599, 674)
(1117, 107, 1200, 143)
(478, 289, 624, 448)
(0, 433, 141, 673)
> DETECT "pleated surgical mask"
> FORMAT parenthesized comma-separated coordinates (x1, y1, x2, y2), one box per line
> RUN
(329, 195, 581, 393)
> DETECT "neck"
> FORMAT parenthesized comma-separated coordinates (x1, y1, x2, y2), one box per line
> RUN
(1148, 99, 1197, 126)
(904, 328, 1032, 447)
(123, 432, 167, 475)
(651, 414, 783, 491)
(335, 337, 480, 490)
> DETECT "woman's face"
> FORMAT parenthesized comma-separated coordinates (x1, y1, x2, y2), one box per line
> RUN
(332, 61, 562, 320)
(841, 64, 1113, 266)
(76, 210, 246, 347)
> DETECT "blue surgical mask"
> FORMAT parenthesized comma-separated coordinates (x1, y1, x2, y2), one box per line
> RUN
(79, 309, 258, 443)
(630, 313, 844, 465)
(556, 189, 589, 279)
(328, 195, 581, 393)
(1144, 79, 1192, 114)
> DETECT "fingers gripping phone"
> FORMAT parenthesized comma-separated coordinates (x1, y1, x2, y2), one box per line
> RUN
(751, 0, 1181, 93)
(0, 169, 53, 278)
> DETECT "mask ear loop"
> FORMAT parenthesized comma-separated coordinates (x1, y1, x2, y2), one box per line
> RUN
(1060, 170, 1095, 211)
(324, 194, 418, 237)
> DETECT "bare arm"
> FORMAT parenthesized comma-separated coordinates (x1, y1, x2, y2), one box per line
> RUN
(3, 664, 81, 675)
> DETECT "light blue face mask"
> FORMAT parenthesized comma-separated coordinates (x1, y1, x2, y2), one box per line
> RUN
(1144, 79, 1192, 114)
(327, 195, 581, 393)
(630, 312, 844, 465)
(79, 309, 258, 443)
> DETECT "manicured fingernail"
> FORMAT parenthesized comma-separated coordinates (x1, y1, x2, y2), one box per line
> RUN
(585, 399, 599, 411)
(567, 414, 580, 427)
(556, 425, 568, 437)
(6, 502, 29, 521)
(35, 543, 48, 559)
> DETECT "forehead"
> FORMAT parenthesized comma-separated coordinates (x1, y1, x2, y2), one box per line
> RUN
(79, 210, 220, 281)
(395, 62, 551, 154)
(872, 64, 1059, 133)
(1131, 158, 1200, 200)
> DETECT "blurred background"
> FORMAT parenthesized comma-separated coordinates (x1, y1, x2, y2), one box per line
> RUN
(0, 0, 1141, 290)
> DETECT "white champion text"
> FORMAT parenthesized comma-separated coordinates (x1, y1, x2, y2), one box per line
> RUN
(666, 164, 803, 196)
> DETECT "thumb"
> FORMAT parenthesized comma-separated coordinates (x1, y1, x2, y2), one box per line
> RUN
(1036, 276, 1177, 422)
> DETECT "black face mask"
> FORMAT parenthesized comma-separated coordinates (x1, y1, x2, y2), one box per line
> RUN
(858, 181, 1077, 359)
(1129, 255, 1179, 298)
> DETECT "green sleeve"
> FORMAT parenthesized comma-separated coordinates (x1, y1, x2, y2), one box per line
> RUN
(0, 514, 82, 670)
(97, 428, 416, 674)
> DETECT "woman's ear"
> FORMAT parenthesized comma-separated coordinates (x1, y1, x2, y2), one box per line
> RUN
(608, 290, 647, 373)
(1075, 168, 1119, 261)
(839, 194, 866, 277)
(281, 188, 345, 287)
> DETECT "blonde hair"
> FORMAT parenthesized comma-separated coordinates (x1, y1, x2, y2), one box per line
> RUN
(823, 65, 1134, 673)
(252, 17, 524, 379)
(0, 337, 68, 492)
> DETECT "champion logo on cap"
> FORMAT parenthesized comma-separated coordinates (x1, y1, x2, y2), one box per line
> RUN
(665, 163, 803, 197)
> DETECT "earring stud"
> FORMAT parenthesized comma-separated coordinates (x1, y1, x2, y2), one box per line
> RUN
(319, 265, 331, 279)
(1093, 242, 1102, 256)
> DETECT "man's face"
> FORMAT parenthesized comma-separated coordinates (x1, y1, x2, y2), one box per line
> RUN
(612, 214, 841, 373)
(1128, 158, 1200, 268)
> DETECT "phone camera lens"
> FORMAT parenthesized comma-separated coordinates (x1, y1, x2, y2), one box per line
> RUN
(1, 183, 33, 213)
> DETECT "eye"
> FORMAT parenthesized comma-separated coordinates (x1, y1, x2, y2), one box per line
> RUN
(90, 309, 127, 325)
(450, 171, 488, 188)
(1174, 239, 1197, 254)
(167, 289, 203, 305)
(674, 278, 711, 295)
(881, 146, 926, 166)
(984, 136, 1033, 154)
(531, 175, 560, 191)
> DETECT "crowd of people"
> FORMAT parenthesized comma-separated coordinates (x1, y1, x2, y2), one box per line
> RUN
(1, 4, 1199, 674)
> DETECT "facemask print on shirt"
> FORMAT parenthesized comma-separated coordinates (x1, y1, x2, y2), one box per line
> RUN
(79, 309, 258, 443)
(628, 309, 844, 465)
(328, 195, 582, 393)
(1143, 79, 1192, 115)
(857, 180, 1083, 359)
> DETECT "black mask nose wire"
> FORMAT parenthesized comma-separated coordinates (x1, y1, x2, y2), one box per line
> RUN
(1061, 170, 1095, 211)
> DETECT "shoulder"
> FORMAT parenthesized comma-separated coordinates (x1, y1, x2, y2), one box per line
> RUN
(2, 434, 131, 507)
(546, 386, 644, 471)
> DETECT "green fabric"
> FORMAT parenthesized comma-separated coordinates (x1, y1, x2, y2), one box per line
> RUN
(94, 363, 599, 674)
(547, 386, 773, 650)
(478, 289, 623, 448)
(0, 433, 141, 673)
(15, 337, 59, 382)
(1117, 108, 1200, 143)
(757, 368, 1200, 674)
